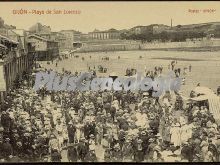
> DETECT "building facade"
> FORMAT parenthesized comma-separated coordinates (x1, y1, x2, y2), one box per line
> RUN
(50, 32, 66, 50)
(59, 30, 82, 50)
(27, 34, 59, 61)
(88, 29, 120, 40)
(29, 23, 51, 34)
(80, 33, 89, 42)
(0, 33, 33, 102)
(130, 24, 171, 35)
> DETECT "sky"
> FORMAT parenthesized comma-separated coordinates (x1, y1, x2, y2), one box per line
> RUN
(0, 1, 220, 33)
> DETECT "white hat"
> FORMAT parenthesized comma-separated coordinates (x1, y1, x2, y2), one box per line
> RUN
(143, 92, 149, 96)
(89, 134, 95, 138)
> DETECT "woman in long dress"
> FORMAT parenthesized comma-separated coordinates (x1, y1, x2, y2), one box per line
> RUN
(170, 122, 181, 147)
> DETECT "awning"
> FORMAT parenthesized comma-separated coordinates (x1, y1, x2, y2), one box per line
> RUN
(0, 34, 19, 45)
(0, 34, 9, 41)
(189, 95, 209, 101)
(193, 86, 215, 95)
(0, 44, 7, 49)
(187, 92, 220, 124)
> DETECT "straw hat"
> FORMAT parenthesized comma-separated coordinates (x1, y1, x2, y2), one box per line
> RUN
(137, 139, 143, 143)
(141, 131, 146, 135)
(89, 134, 95, 138)
(50, 134, 55, 138)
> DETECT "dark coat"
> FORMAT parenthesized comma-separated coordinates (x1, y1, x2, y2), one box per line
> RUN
(134, 150, 144, 162)
(89, 123, 96, 136)
(1, 114, 11, 128)
(67, 125, 76, 143)
(181, 145, 191, 161)
(187, 143, 194, 162)
(51, 151, 62, 162)
(67, 146, 78, 162)
(2, 142, 13, 158)
(85, 152, 97, 162)
(0, 143, 4, 159)
(83, 125, 91, 139)
(77, 142, 88, 161)
(22, 137, 33, 152)
(120, 120, 129, 131)
(140, 135, 149, 153)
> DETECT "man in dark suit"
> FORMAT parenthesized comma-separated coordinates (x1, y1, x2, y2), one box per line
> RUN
(67, 121, 76, 143)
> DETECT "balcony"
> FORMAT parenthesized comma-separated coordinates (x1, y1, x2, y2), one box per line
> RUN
(0, 50, 17, 63)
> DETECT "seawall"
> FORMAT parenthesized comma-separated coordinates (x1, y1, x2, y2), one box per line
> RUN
(77, 39, 220, 53)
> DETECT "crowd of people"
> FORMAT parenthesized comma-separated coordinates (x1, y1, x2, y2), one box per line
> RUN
(0, 57, 220, 162)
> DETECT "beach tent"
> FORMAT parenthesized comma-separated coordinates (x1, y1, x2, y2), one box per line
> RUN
(208, 96, 220, 124)
(189, 87, 220, 124)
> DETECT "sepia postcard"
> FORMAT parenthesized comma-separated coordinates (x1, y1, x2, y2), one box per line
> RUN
(0, 1, 220, 163)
